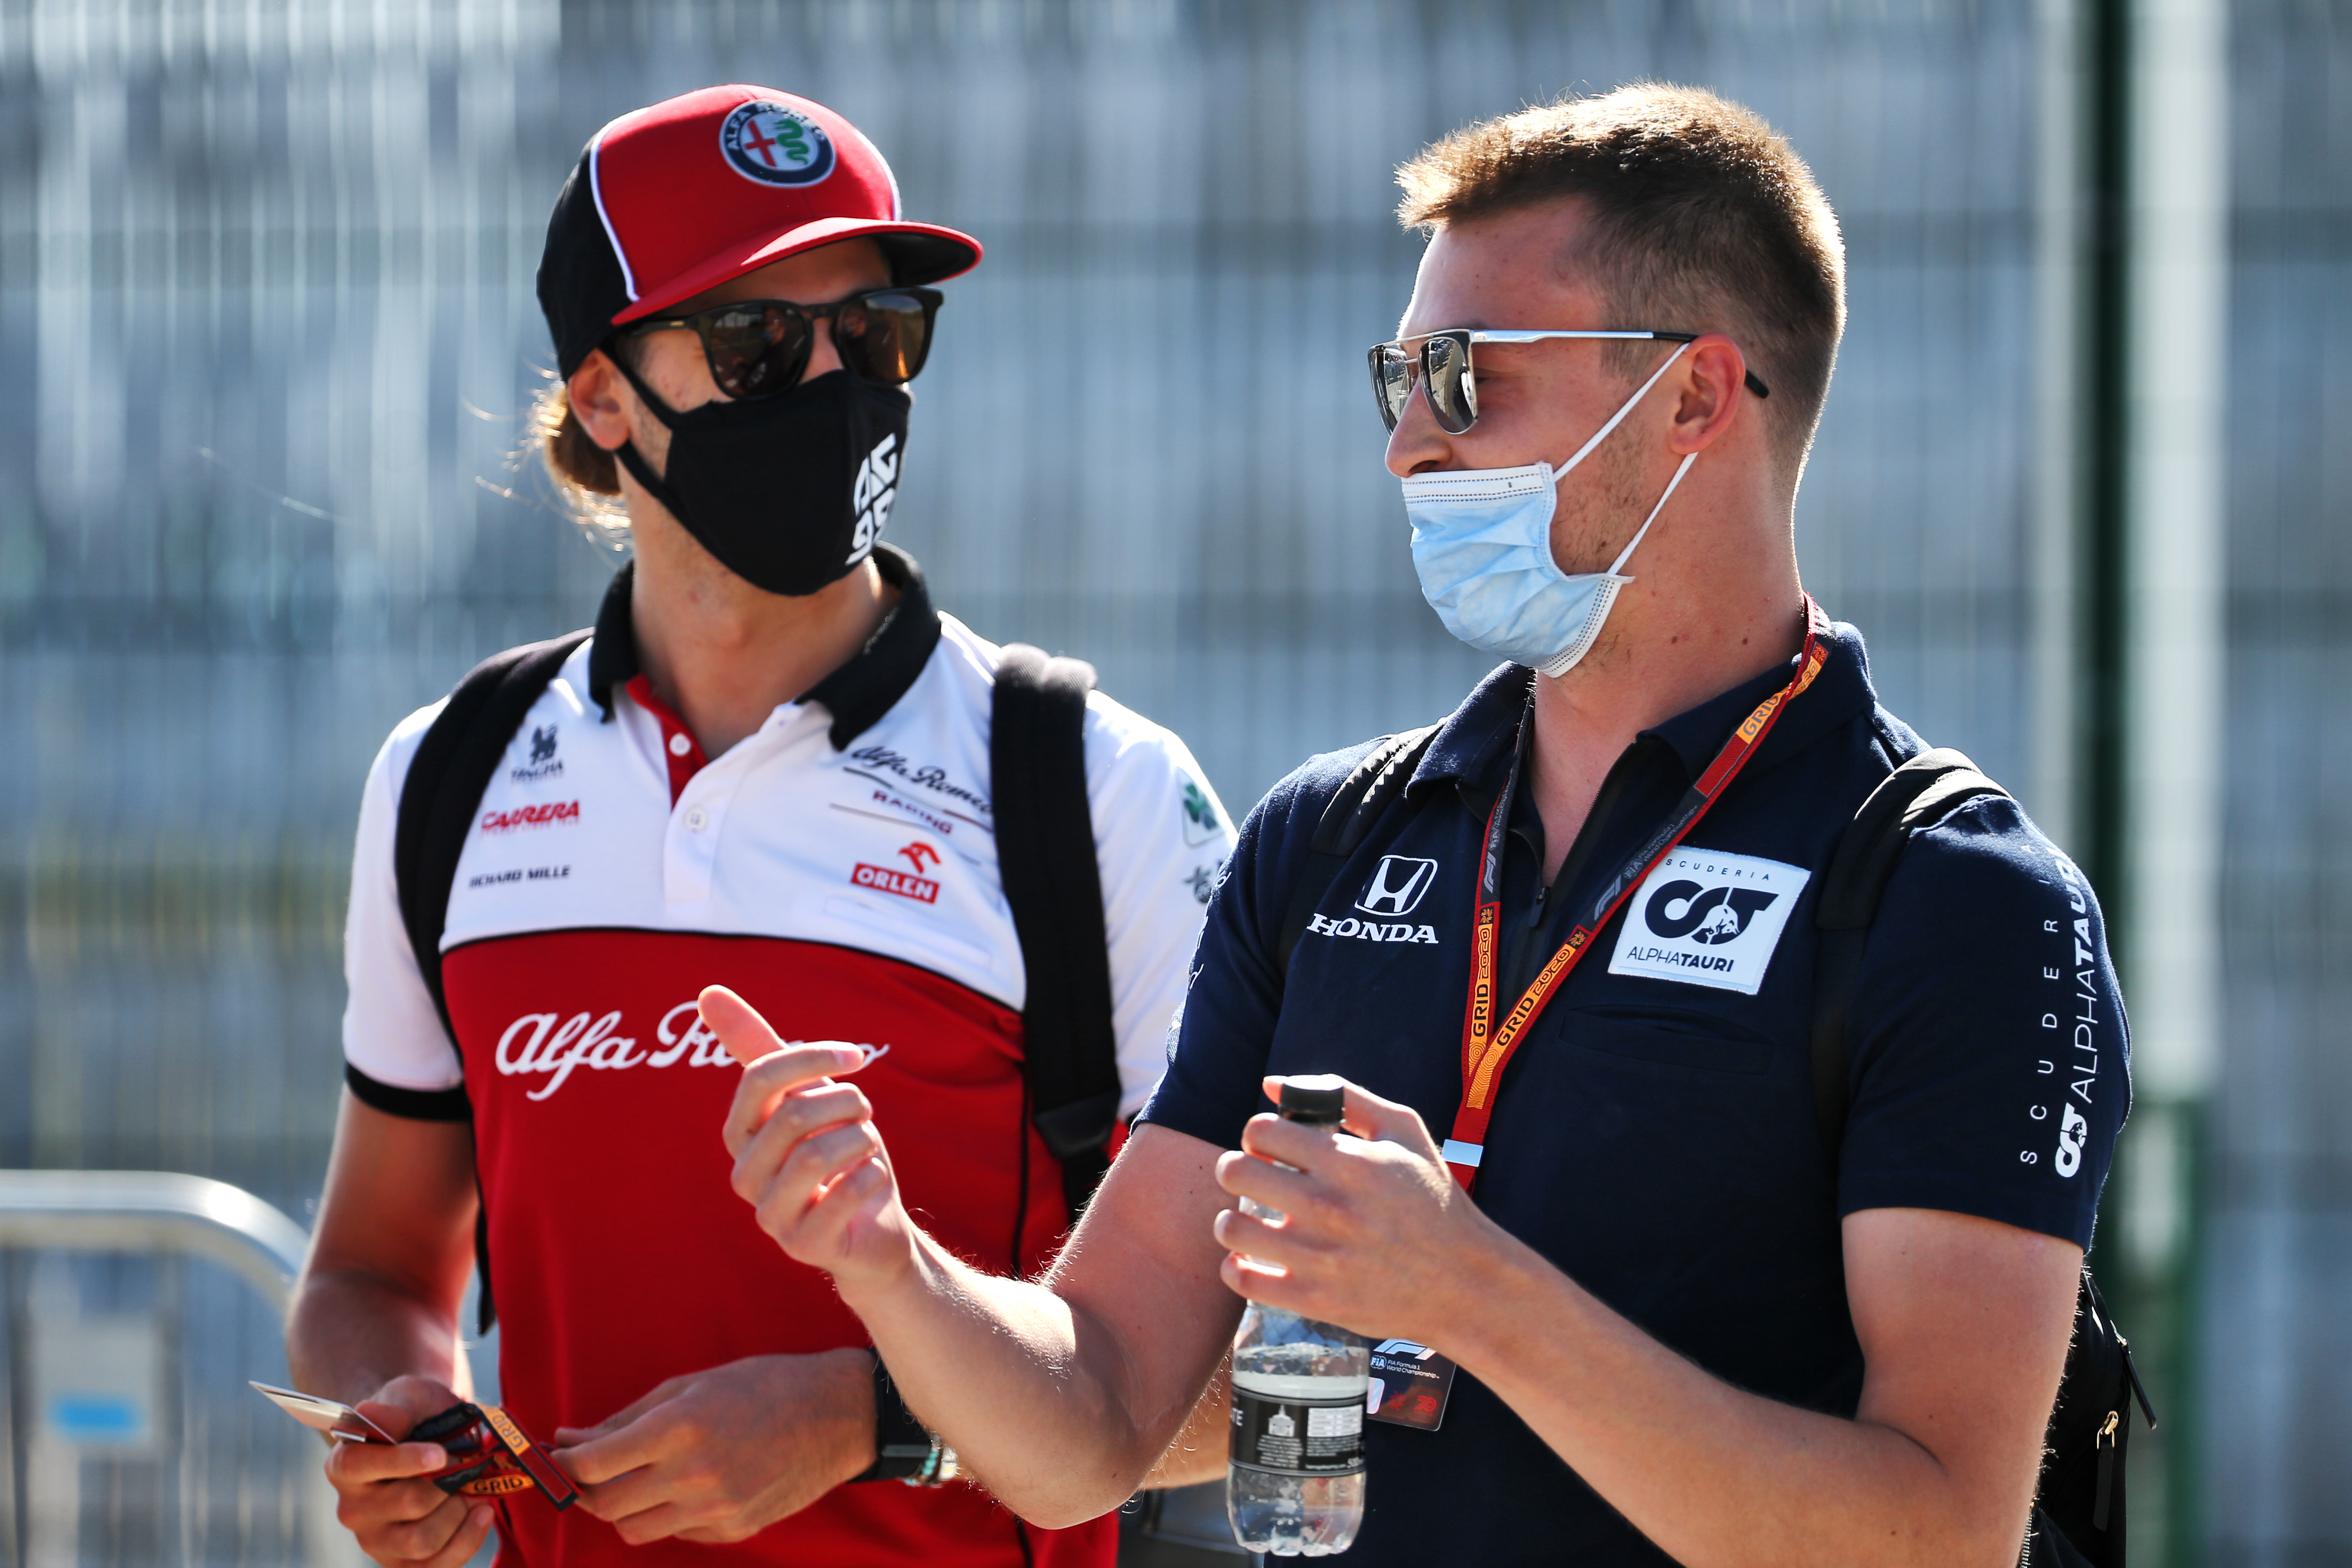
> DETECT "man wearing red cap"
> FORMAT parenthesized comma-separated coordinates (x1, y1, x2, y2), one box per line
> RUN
(285, 87, 1233, 1568)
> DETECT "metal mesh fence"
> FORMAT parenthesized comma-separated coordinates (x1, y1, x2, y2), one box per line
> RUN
(0, 0, 2342, 1559)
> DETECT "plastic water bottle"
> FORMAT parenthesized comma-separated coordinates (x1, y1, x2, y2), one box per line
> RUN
(1227, 1076, 1367, 1556)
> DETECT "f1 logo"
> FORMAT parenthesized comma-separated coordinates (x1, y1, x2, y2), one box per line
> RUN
(1356, 855, 1438, 917)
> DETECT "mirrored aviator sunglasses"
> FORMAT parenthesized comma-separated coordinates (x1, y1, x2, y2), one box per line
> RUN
(1369, 333, 1478, 434)
(1368, 328, 1770, 435)
(625, 286, 944, 402)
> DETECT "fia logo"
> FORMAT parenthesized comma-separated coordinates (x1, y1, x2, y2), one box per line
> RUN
(1607, 848, 1810, 996)
(1356, 855, 1438, 918)
(846, 432, 898, 563)
(717, 100, 837, 187)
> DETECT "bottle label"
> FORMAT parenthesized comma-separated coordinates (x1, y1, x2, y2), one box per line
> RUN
(1229, 1388, 1367, 1476)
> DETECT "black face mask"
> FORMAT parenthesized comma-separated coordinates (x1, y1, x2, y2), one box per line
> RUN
(611, 360, 911, 598)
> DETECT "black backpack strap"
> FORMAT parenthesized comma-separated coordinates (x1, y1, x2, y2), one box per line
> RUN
(393, 630, 594, 1037)
(390, 629, 588, 1336)
(1274, 723, 1445, 976)
(990, 644, 1121, 1220)
(1808, 749, 2157, 1568)
(1809, 746, 2010, 1161)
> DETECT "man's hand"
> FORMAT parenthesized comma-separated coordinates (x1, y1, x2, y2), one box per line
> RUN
(1211, 1075, 1496, 1343)
(323, 1376, 495, 1568)
(707, 985, 921, 1302)
(550, 1350, 877, 1545)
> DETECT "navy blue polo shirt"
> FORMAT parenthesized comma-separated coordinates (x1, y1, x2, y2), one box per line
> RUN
(1141, 621, 2130, 1567)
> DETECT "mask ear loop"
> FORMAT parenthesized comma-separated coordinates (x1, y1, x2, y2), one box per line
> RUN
(1548, 341, 1691, 479)
(1606, 451, 1699, 578)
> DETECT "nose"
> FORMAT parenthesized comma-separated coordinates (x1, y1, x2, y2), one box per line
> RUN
(1384, 382, 1453, 478)
(802, 311, 848, 385)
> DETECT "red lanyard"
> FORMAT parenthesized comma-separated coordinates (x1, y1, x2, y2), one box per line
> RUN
(1442, 598, 1829, 1191)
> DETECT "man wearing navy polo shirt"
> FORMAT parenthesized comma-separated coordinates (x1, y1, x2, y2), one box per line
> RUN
(712, 85, 2129, 1566)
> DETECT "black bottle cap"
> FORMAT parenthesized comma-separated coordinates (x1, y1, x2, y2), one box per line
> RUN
(1277, 1075, 1347, 1125)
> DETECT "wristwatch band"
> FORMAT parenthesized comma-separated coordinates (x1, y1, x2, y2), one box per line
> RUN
(853, 1353, 954, 1485)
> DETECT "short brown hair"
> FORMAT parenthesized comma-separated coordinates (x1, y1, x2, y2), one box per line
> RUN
(1397, 83, 1845, 475)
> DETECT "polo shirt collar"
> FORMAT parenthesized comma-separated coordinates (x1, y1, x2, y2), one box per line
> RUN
(1409, 661, 1534, 802)
(1645, 617, 1876, 782)
(1406, 616, 1878, 800)
(586, 543, 944, 750)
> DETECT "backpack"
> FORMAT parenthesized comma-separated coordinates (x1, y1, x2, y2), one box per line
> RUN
(1812, 749, 2156, 1568)
(389, 632, 1120, 1332)
(1270, 733, 2156, 1566)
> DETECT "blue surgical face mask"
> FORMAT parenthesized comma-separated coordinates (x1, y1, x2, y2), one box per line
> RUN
(1401, 342, 1695, 677)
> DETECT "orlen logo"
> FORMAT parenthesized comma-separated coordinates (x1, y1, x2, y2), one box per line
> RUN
(495, 1000, 737, 1102)
(1642, 880, 1778, 945)
(852, 862, 938, 904)
(1355, 855, 1438, 917)
(481, 800, 578, 833)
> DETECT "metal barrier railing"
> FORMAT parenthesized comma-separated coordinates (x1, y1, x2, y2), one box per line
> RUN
(0, 1169, 1230, 1567)
(0, 1169, 356, 1568)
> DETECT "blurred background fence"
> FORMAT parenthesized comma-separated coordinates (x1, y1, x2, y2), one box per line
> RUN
(0, 0, 2343, 1563)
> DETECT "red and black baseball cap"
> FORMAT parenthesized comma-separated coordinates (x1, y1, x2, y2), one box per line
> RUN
(537, 85, 982, 377)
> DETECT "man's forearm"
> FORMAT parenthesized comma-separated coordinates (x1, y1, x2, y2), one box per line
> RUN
(848, 1234, 1190, 1527)
(287, 1269, 470, 1408)
(1138, 1365, 1231, 1491)
(1444, 1228, 2042, 1568)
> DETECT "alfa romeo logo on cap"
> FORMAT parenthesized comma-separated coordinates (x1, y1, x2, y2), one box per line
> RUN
(719, 101, 836, 187)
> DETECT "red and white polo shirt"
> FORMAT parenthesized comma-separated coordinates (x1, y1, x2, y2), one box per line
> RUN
(340, 546, 1234, 1568)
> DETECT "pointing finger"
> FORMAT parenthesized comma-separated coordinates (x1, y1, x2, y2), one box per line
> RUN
(701, 984, 788, 1067)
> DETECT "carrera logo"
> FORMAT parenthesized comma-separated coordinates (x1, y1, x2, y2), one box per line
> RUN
(480, 800, 578, 833)
(1608, 848, 1809, 996)
(1306, 913, 1438, 946)
(852, 862, 939, 904)
(1356, 856, 1438, 917)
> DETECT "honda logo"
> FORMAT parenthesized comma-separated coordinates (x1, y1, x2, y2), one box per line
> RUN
(1356, 855, 1438, 917)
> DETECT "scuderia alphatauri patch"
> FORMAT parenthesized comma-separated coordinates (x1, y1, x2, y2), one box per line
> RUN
(1607, 848, 1811, 996)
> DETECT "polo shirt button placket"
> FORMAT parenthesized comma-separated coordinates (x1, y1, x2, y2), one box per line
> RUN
(666, 784, 730, 904)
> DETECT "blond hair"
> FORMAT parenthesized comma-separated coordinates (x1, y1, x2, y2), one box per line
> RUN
(1397, 84, 1845, 474)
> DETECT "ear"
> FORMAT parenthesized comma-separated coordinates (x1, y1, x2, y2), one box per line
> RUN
(567, 349, 634, 454)
(1667, 334, 1752, 456)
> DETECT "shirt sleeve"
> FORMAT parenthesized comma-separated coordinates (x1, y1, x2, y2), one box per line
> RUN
(1137, 749, 1361, 1150)
(1835, 795, 2132, 1250)
(1083, 694, 1241, 1118)
(341, 698, 472, 1111)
